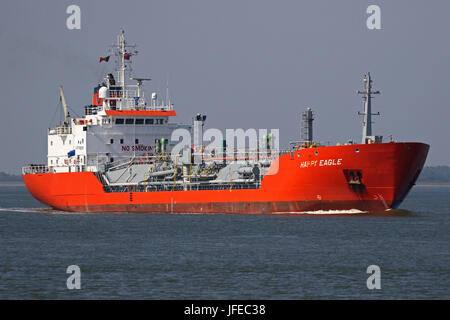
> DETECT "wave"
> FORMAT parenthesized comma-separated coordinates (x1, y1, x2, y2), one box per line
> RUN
(0, 207, 61, 214)
(1, 207, 409, 216)
(274, 209, 368, 215)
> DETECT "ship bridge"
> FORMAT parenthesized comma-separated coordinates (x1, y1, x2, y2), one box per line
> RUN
(38, 30, 189, 174)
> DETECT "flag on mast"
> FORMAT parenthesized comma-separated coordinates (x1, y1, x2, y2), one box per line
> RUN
(99, 56, 110, 63)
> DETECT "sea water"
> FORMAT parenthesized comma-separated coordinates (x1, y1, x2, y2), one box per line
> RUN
(0, 183, 448, 299)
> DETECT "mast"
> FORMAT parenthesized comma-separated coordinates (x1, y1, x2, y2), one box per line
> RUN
(358, 72, 380, 144)
(58, 85, 70, 124)
(112, 29, 137, 88)
(119, 30, 125, 88)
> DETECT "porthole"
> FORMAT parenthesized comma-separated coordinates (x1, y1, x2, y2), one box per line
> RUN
(355, 148, 360, 153)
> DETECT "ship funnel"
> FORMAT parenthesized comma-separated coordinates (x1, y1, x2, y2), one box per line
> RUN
(301, 107, 314, 144)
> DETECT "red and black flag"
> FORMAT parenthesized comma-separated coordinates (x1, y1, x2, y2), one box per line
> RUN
(99, 56, 110, 63)
(124, 53, 131, 60)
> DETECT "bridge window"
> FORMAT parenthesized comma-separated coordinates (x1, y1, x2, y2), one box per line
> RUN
(135, 139, 139, 144)
(135, 118, 144, 125)
(125, 118, 134, 125)
(145, 119, 154, 125)
(116, 118, 124, 124)
(120, 139, 124, 144)
(110, 139, 114, 144)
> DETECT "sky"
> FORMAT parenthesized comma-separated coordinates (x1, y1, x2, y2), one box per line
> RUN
(0, 0, 449, 174)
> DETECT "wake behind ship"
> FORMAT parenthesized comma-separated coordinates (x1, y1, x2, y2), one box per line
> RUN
(22, 31, 429, 214)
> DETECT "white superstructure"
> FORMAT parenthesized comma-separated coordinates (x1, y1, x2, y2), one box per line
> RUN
(47, 30, 190, 173)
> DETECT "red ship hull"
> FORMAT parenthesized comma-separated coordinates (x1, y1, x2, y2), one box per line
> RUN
(22, 142, 429, 214)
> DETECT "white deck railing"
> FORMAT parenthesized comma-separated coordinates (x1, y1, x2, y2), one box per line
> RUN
(22, 165, 51, 174)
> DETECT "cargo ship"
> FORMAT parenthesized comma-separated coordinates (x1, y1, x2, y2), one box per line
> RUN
(22, 31, 429, 213)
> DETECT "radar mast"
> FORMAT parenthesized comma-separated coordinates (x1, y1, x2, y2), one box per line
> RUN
(358, 72, 380, 144)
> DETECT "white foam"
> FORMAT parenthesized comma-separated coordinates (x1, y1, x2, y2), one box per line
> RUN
(0, 207, 369, 215)
(0, 207, 66, 214)
(274, 209, 368, 215)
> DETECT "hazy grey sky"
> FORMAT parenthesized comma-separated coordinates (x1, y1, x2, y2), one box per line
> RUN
(1, 0, 449, 174)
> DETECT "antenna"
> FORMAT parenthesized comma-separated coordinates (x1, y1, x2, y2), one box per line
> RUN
(357, 72, 380, 144)
(166, 77, 170, 107)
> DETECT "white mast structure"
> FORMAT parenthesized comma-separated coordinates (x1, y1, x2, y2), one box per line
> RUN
(105, 30, 174, 111)
(112, 29, 137, 88)
(358, 72, 380, 144)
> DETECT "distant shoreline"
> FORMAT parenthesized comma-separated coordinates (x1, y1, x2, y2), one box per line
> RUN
(0, 181, 24, 186)
(415, 182, 450, 186)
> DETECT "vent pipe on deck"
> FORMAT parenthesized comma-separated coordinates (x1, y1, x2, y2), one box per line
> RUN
(301, 107, 314, 144)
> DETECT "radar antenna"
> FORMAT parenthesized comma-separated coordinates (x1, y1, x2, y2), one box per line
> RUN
(130, 77, 151, 98)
